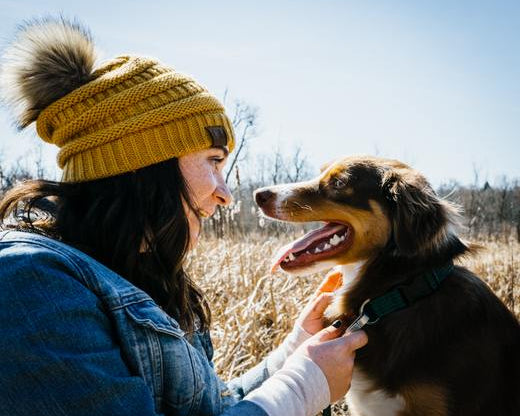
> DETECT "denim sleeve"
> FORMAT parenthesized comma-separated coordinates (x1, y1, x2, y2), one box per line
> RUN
(185, 331, 268, 415)
(0, 250, 159, 416)
(227, 359, 271, 398)
(195, 330, 271, 400)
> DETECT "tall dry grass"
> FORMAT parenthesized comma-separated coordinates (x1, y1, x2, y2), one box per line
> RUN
(188, 233, 519, 415)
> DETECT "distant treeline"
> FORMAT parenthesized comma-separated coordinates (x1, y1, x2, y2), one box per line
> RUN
(1, 151, 518, 242)
(438, 181, 520, 241)
(209, 164, 520, 242)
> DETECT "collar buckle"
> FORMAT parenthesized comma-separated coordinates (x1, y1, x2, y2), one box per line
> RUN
(345, 299, 379, 335)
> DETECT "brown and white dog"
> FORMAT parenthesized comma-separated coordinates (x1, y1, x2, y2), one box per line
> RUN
(254, 156, 520, 416)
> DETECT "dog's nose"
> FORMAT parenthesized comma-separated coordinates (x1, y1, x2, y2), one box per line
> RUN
(255, 189, 275, 207)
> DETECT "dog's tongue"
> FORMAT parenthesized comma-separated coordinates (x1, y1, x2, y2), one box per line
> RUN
(271, 223, 346, 272)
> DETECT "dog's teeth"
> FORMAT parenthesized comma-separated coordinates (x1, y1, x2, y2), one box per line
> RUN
(339, 235, 345, 241)
(283, 258, 289, 263)
(288, 253, 295, 261)
(324, 243, 331, 250)
(314, 247, 322, 253)
(330, 234, 341, 246)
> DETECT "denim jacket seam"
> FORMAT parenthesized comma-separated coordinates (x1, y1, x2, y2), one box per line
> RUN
(148, 326, 166, 412)
(186, 343, 204, 408)
(111, 296, 153, 311)
(125, 307, 183, 338)
(162, 339, 204, 412)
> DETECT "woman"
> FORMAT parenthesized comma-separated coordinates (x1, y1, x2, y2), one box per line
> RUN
(0, 18, 367, 416)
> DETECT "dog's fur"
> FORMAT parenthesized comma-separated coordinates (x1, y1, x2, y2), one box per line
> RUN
(255, 156, 520, 416)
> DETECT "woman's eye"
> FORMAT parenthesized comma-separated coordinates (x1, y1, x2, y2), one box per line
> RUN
(210, 158, 224, 168)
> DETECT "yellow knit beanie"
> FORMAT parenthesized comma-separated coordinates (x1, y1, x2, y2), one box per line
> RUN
(0, 18, 234, 182)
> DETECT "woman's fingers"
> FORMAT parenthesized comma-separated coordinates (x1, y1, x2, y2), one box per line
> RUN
(309, 292, 335, 316)
(314, 319, 345, 342)
(342, 330, 369, 351)
(296, 325, 368, 403)
(297, 268, 344, 336)
(296, 292, 335, 335)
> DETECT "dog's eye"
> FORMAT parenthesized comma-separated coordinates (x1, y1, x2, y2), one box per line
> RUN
(333, 178, 346, 189)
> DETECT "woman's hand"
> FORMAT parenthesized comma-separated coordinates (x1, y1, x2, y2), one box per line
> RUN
(265, 269, 344, 375)
(296, 322, 368, 403)
(296, 269, 343, 335)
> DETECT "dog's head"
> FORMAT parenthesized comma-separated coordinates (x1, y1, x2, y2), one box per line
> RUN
(255, 156, 463, 275)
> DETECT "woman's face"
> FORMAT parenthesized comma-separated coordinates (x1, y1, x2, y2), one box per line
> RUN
(179, 147, 232, 248)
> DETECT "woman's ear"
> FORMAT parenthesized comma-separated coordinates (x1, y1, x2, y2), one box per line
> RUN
(383, 169, 451, 257)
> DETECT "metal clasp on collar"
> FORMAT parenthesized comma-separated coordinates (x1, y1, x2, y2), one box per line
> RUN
(345, 299, 378, 334)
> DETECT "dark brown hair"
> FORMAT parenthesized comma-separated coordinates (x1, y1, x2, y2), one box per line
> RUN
(0, 158, 210, 333)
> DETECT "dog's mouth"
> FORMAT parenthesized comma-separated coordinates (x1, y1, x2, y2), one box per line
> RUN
(272, 222, 354, 272)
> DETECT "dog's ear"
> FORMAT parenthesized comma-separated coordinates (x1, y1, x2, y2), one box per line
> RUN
(319, 157, 341, 173)
(382, 169, 454, 256)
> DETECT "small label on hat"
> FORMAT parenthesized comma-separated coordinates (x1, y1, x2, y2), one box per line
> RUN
(206, 126, 228, 147)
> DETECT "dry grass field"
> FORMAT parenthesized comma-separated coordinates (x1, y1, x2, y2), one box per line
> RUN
(188, 233, 519, 415)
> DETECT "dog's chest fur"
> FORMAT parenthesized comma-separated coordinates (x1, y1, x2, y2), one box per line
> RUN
(339, 263, 406, 416)
(338, 263, 404, 415)
(347, 368, 405, 416)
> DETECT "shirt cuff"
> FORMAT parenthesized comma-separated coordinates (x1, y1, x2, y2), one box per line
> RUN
(246, 353, 330, 416)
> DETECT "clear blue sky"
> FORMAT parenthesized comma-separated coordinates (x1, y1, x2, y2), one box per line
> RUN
(0, 0, 518, 186)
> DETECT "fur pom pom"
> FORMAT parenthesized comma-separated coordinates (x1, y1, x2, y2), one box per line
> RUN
(0, 17, 97, 128)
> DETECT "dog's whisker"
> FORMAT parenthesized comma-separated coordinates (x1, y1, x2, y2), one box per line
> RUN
(292, 201, 313, 211)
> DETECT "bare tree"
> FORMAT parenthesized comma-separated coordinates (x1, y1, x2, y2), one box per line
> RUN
(285, 146, 312, 182)
(270, 148, 284, 185)
(0, 157, 32, 194)
(225, 100, 258, 183)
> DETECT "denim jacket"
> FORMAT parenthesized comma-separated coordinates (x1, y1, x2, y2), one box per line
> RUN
(0, 230, 269, 416)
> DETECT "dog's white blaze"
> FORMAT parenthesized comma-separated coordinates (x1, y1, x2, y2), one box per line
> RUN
(340, 260, 366, 290)
(268, 180, 318, 214)
(347, 368, 405, 416)
(272, 184, 296, 211)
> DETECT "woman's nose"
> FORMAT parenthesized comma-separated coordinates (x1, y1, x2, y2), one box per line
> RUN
(214, 183, 233, 206)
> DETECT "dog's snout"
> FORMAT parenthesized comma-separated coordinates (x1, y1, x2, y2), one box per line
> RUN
(255, 189, 275, 207)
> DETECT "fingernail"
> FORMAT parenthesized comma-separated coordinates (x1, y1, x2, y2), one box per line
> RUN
(332, 319, 342, 328)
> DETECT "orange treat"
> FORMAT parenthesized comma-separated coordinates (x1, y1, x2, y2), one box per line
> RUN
(317, 269, 343, 293)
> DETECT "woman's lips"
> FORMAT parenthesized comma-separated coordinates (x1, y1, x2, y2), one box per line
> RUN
(197, 208, 214, 218)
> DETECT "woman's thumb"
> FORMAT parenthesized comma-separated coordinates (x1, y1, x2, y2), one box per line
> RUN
(343, 329, 369, 351)
(315, 319, 344, 342)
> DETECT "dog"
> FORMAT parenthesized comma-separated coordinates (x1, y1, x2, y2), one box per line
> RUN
(254, 156, 520, 416)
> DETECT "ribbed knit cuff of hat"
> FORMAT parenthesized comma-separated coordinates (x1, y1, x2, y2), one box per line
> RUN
(36, 55, 235, 182)
(245, 353, 330, 416)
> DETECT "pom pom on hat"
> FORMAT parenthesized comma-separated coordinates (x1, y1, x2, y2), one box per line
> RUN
(0, 17, 97, 128)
